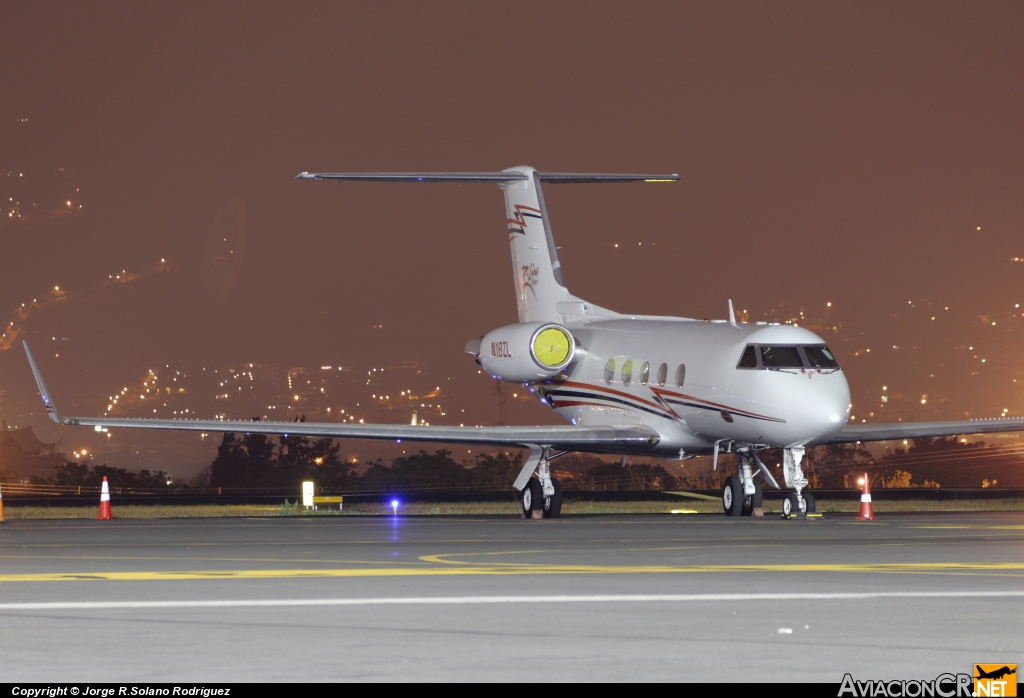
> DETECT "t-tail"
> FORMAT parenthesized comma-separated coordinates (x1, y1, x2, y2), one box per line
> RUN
(296, 168, 679, 323)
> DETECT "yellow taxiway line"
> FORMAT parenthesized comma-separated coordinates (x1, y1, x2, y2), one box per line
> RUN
(1, 560, 1023, 582)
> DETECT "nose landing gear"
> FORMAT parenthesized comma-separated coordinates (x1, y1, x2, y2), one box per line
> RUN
(779, 447, 819, 519)
(781, 491, 816, 518)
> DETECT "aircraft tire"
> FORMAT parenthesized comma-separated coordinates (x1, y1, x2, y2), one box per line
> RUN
(803, 492, 816, 514)
(543, 478, 562, 519)
(741, 478, 763, 516)
(521, 479, 543, 518)
(782, 492, 800, 518)
(722, 477, 744, 517)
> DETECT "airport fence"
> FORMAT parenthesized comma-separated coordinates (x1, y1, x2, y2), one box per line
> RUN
(2, 480, 1022, 507)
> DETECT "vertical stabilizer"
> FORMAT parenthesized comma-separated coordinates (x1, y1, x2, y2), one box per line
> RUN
(296, 168, 679, 323)
(501, 167, 575, 323)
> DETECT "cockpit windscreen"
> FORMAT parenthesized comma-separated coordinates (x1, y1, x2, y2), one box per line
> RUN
(738, 344, 841, 371)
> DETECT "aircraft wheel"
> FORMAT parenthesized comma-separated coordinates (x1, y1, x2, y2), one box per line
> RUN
(722, 477, 744, 517)
(741, 478, 763, 516)
(542, 478, 562, 519)
(521, 479, 543, 518)
(782, 492, 801, 518)
(803, 492, 816, 514)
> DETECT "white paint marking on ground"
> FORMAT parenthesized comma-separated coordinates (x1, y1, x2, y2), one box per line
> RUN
(2, 590, 1023, 611)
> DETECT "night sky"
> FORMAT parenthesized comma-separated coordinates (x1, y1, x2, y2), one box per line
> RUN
(3, 3, 1023, 475)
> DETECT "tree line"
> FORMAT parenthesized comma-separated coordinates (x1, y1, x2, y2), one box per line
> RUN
(191, 426, 529, 492)
(29, 461, 171, 491)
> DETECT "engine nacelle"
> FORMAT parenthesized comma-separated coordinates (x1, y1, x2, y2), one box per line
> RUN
(478, 322, 575, 383)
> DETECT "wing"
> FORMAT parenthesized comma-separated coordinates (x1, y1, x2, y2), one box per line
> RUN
(48, 415, 660, 453)
(822, 418, 1024, 444)
(24, 342, 659, 453)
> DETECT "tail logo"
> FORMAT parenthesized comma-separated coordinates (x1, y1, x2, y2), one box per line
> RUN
(507, 204, 542, 239)
(521, 263, 540, 301)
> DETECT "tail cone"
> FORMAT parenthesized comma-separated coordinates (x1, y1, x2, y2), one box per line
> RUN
(95, 476, 116, 520)
(854, 473, 875, 521)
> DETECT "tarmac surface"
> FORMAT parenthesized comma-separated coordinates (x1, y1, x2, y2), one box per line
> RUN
(0, 511, 1022, 682)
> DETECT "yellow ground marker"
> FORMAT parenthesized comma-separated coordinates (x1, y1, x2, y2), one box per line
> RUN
(2, 560, 1023, 583)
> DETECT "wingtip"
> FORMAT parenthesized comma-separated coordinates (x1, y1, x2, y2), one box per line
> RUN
(23, 340, 61, 423)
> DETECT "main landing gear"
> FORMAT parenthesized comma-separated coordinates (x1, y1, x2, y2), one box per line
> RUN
(721, 449, 765, 517)
(722, 475, 762, 517)
(519, 476, 563, 519)
(515, 447, 564, 519)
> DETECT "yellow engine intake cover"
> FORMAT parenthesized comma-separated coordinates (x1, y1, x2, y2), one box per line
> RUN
(533, 326, 572, 368)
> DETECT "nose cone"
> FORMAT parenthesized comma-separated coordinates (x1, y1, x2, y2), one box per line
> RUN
(784, 372, 851, 444)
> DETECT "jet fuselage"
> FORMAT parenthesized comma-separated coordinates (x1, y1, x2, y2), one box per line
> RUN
(540, 318, 851, 457)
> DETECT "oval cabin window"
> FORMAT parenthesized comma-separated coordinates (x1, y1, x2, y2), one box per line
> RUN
(675, 364, 686, 387)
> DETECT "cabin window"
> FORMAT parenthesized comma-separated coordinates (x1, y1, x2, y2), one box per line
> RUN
(639, 362, 650, 385)
(622, 359, 634, 385)
(604, 358, 616, 383)
(738, 345, 758, 368)
(657, 363, 667, 386)
(804, 345, 840, 369)
(760, 345, 803, 369)
(675, 364, 686, 387)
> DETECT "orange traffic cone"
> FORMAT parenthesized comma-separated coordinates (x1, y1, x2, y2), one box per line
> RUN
(855, 472, 875, 521)
(95, 476, 116, 520)
(0, 482, 6, 524)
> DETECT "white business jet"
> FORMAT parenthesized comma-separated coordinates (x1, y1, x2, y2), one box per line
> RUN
(24, 167, 1024, 518)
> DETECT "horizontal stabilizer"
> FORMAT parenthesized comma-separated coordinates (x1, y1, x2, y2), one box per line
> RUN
(535, 173, 680, 183)
(296, 171, 680, 184)
(296, 172, 527, 182)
